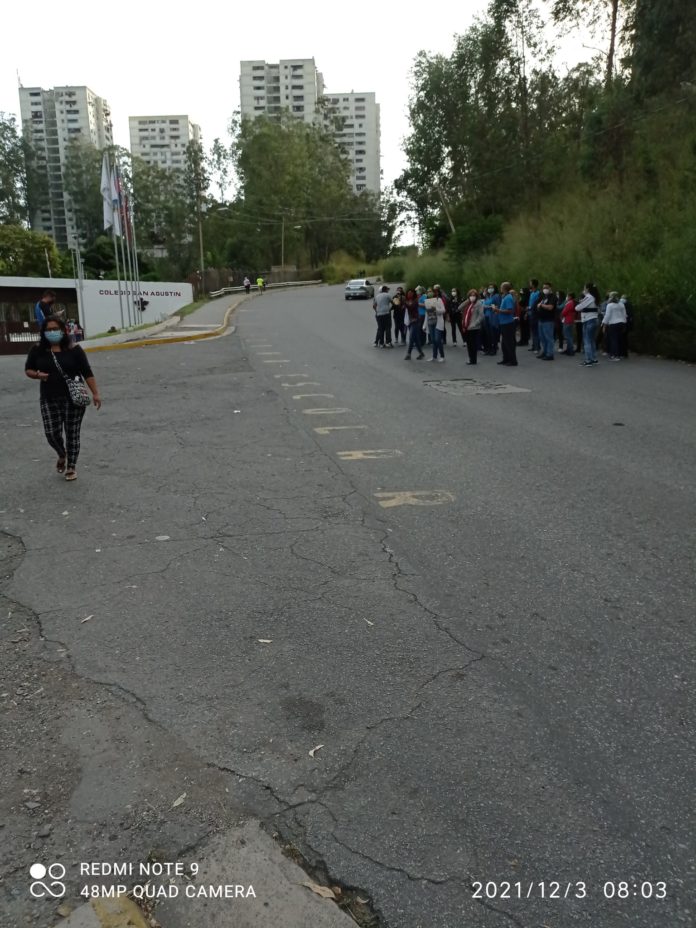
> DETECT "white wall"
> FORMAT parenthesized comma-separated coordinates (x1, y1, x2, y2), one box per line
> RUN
(83, 281, 194, 333)
(0, 277, 193, 336)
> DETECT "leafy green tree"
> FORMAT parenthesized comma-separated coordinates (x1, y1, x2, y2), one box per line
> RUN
(0, 224, 61, 275)
(629, 0, 696, 97)
(0, 113, 29, 224)
(546, 0, 631, 88)
(61, 140, 104, 242)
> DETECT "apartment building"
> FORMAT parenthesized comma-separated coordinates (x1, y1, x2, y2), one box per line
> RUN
(129, 115, 201, 171)
(240, 58, 325, 125)
(239, 59, 381, 194)
(19, 85, 113, 249)
(324, 92, 381, 194)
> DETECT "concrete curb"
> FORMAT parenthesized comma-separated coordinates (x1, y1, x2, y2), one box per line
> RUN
(83, 296, 247, 353)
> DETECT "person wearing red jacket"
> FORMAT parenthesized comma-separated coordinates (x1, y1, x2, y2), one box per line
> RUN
(560, 292, 577, 356)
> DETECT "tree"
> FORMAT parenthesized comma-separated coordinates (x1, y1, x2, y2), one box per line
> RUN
(546, 0, 632, 89)
(61, 140, 104, 243)
(630, 0, 696, 97)
(0, 225, 61, 276)
(208, 138, 233, 202)
(0, 113, 29, 224)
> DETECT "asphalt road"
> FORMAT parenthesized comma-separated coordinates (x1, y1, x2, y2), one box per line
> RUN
(1, 285, 694, 928)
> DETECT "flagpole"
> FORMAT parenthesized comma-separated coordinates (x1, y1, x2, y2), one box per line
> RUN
(117, 156, 138, 326)
(103, 150, 125, 329)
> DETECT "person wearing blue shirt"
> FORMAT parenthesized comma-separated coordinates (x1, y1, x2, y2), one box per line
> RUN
(528, 278, 541, 352)
(497, 282, 518, 366)
(417, 286, 428, 343)
(34, 290, 56, 329)
(482, 284, 501, 355)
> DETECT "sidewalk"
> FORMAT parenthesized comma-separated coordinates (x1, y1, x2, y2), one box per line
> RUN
(83, 293, 248, 351)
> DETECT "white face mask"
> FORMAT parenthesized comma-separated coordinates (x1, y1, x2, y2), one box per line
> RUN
(487, 288, 494, 294)
(543, 288, 551, 295)
(469, 295, 476, 302)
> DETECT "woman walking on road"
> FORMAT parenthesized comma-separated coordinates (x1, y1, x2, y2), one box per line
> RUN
(24, 316, 101, 481)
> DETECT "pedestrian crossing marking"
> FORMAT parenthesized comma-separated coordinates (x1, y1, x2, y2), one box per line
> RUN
(337, 450, 403, 461)
(373, 490, 455, 509)
(314, 426, 367, 434)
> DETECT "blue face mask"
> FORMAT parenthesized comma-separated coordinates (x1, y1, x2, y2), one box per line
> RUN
(45, 330, 63, 344)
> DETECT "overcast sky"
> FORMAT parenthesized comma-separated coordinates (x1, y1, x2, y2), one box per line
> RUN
(1, 0, 593, 191)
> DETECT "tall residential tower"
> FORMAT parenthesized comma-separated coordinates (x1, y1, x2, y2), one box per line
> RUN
(129, 115, 201, 170)
(19, 85, 113, 248)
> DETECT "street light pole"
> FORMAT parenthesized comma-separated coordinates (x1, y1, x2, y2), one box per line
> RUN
(198, 199, 205, 298)
(281, 215, 285, 273)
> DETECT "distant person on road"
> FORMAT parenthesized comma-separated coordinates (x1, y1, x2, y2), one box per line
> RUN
(243, 276, 251, 295)
(560, 292, 576, 355)
(404, 289, 425, 360)
(392, 287, 406, 345)
(576, 283, 600, 366)
(497, 282, 518, 366)
(536, 282, 557, 360)
(34, 290, 56, 329)
(425, 288, 446, 362)
(462, 289, 484, 365)
(518, 286, 530, 346)
(528, 278, 541, 352)
(620, 295, 633, 357)
(24, 316, 101, 482)
(373, 285, 393, 349)
(256, 276, 265, 292)
(602, 291, 627, 360)
(449, 288, 463, 346)
(482, 284, 501, 355)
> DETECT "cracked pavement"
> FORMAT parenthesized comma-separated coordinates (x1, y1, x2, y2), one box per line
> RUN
(1, 285, 695, 928)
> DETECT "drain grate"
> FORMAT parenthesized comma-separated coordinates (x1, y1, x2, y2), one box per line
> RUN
(424, 378, 530, 396)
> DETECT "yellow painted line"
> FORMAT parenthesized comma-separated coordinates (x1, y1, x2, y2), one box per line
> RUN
(274, 373, 309, 378)
(313, 425, 367, 434)
(257, 351, 283, 355)
(262, 359, 291, 364)
(302, 408, 351, 415)
(373, 491, 455, 509)
(281, 381, 319, 387)
(337, 449, 403, 461)
(92, 896, 151, 926)
(85, 297, 245, 352)
(293, 393, 334, 399)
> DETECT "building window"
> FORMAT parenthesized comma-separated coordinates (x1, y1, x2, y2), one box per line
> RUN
(252, 65, 264, 71)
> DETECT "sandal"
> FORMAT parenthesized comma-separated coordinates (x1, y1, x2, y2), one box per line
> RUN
(56, 458, 66, 474)
(65, 470, 77, 482)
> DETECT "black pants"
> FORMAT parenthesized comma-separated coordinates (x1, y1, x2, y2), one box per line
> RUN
(518, 313, 530, 345)
(450, 312, 462, 343)
(607, 323, 625, 358)
(40, 397, 86, 469)
(500, 324, 517, 364)
(464, 330, 479, 363)
(393, 308, 406, 343)
(376, 315, 392, 346)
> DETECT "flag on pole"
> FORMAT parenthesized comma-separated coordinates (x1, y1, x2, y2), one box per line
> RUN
(109, 165, 122, 237)
(100, 153, 113, 231)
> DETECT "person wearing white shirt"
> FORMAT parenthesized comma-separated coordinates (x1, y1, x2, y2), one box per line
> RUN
(576, 283, 601, 365)
(602, 291, 627, 360)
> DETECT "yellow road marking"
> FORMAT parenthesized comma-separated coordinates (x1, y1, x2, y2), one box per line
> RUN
(302, 408, 351, 415)
(257, 351, 283, 355)
(274, 373, 309, 378)
(373, 491, 455, 509)
(337, 450, 403, 461)
(282, 382, 320, 387)
(314, 425, 367, 434)
(262, 359, 291, 364)
(293, 393, 335, 399)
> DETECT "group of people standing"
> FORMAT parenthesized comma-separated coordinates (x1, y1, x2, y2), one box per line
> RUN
(372, 280, 632, 368)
